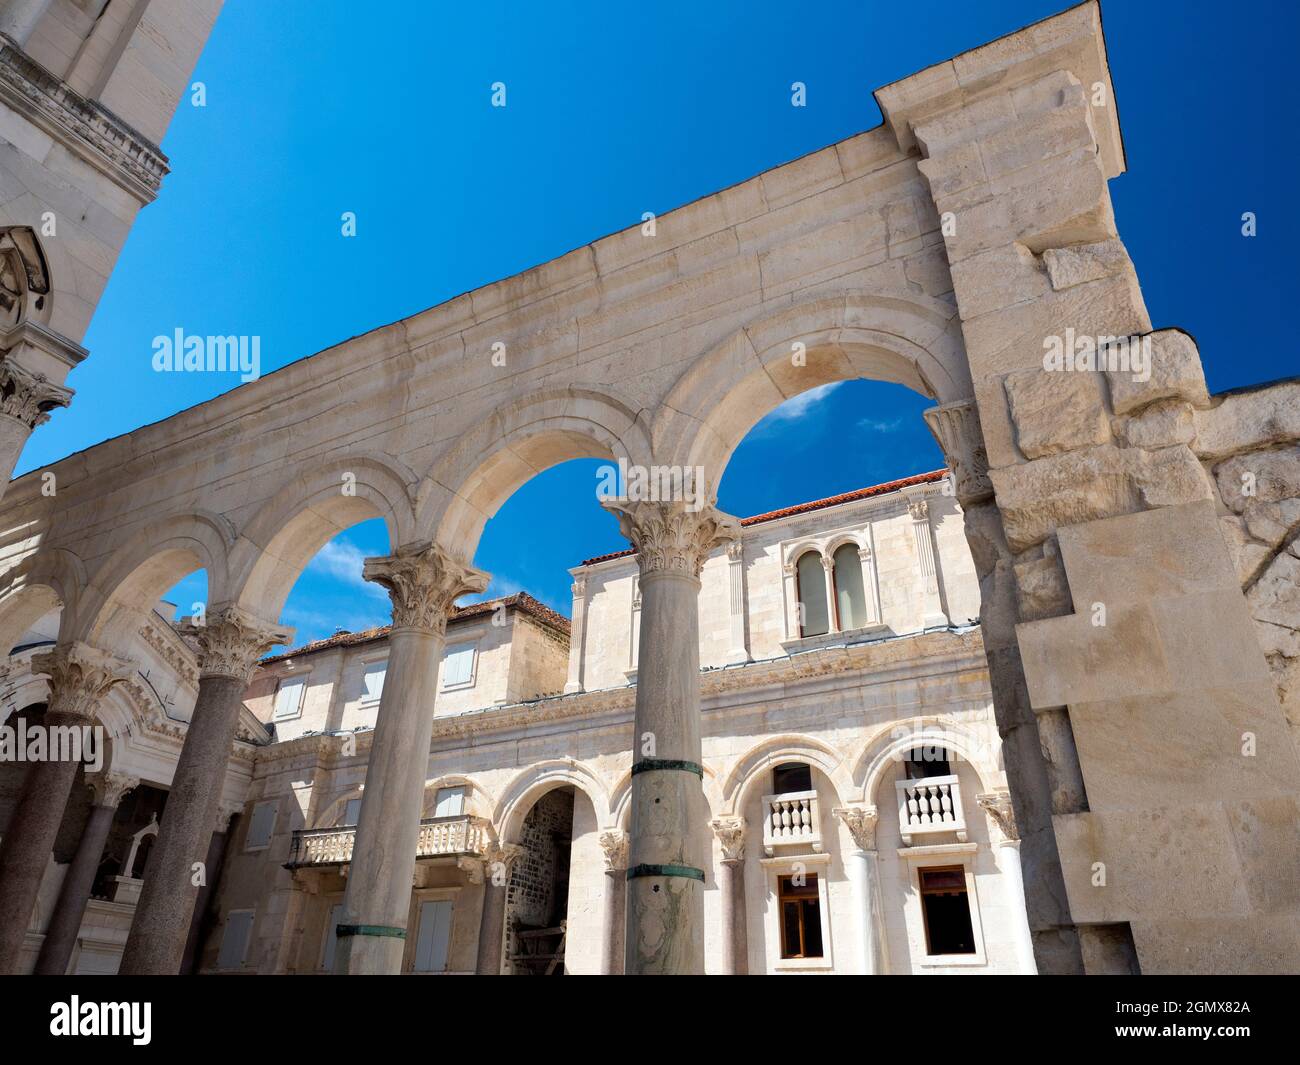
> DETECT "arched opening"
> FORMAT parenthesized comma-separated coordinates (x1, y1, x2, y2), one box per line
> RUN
(795, 550, 828, 637)
(832, 542, 868, 631)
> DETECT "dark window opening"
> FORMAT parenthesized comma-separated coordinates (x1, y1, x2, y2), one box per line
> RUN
(772, 762, 813, 794)
(778, 874, 823, 959)
(904, 746, 952, 779)
(919, 866, 976, 955)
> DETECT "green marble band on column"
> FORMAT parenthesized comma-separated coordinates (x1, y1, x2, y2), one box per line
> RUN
(337, 924, 407, 939)
(627, 863, 705, 882)
(630, 758, 703, 778)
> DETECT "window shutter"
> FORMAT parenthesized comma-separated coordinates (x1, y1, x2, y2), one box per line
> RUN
(273, 677, 305, 720)
(434, 787, 465, 818)
(362, 661, 386, 702)
(246, 801, 277, 849)
(442, 643, 475, 687)
(218, 911, 254, 970)
(413, 899, 453, 972)
(343, 798, 362, 825)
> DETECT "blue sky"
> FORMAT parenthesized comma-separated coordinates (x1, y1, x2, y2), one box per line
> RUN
(22, 0, 1299, 644)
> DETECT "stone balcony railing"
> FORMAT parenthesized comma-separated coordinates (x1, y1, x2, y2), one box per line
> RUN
(896, 774, 967, 845)
(286, 815, 490, 869)
(761, 789, 822, 855)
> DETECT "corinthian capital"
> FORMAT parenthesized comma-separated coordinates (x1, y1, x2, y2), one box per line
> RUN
(977, 792, 1019, 841)
(603, 500, 740, 579)
(182, 606, 294, 682)
(0, 357, 71, 429)
(479, 841, 525, 887)
(923, 399, 993, 506)
(363, 541, 489, 634)
(88, 770, 138, 807)
(31, 642, 133, 722)
(833, 805, 879, 852)
(709, 815, 747, 861)
(599, 829, 629, 872)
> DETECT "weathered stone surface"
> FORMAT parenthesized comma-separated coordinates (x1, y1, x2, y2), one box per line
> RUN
(1214, 444, 1300, 514)
(1194, 381, 1300, 461)
(1013, 545, 1072, 621)
(990, 443, 1213, 552)
(1042, 238, 1131, 291)
(1247, 550, 1300, 655)
(1106, 329, 1210, 415)
(1118, 398, 1196, 449)
(1219, 515, 1271, 586)
(1004, 368, 1110, 459)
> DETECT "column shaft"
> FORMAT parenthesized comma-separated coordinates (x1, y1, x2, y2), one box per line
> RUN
(850, 849, 886, 975)
(718, 858, 747, 975)
(998, 839, 1037, 974)
(180, 823, 231, 973)
(475, 879, 507, 975)
(32, 800, 115, 974)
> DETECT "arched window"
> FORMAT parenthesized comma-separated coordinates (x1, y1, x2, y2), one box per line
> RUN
(796, 551, 829, 637)
(832, 543, 868, 631)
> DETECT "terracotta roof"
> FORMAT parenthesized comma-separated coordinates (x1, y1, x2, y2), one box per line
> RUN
(258, 592, 570, 665)
(577, 469, 948, 567)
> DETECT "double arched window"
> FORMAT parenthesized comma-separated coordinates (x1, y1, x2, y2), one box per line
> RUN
(795, 542, 872, 638)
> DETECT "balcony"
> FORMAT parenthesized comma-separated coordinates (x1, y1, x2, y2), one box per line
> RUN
(286, 815, 490, 869)
(896, 774, 967, 846)
(762, 790, 822, 856)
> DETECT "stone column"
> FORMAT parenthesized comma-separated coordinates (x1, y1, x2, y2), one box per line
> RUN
(335, 542, 487, 975)
(180, 802, 239, 974)
(979, 793, 1037, 974)
(120, 606, 291, 975)
(0, 643, 130, 973)
(563, 573, 587, 694)
(834, 805, 886, 975)
(0, 0, 53, 46)
(32, 770, 137, 975)
(473, 841, 523, 975)
(709, 816, 747, 975)
(604, 499, 738, 975)
(0, 354, 71, 497)
(598, 829, 628, 975)
(724, 540, 750, 663)
(908, 498, 948, 629)
(820, 554, 838, 633)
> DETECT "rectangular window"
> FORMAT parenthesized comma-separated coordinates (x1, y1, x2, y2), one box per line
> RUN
(361, 660, 386, 704)
(442, 643, 475, 688)
(272, 677, 305, 720)
(919, 866, 976, 955)
(772, 762, 812, 794)
(245, 800, 277, 851)
(342, 798, 362, 826)
(321, 903, 344, 971)
(777, 874, 823, 960)
(217, 910, 254, 970)
(433, 786, 465, 818)
(413, 899, 453, 973)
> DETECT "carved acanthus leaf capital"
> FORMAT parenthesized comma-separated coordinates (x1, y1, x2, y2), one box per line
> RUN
(363, 541, 489, 634)
(923, 399, 993, 506)
(907, 498, 930, 521)
(31, 642, 133, 722)
(479, 841, 525, 886)
(182, 606, 293, 682)
(977, 792, 1019, 841)
(709, 815, 747, 861)
(88, 770, 138, 807)
(599, 829, 629, 872)
(603, 500, 740, 579)
(833, 804, 879, 852)
(0, 356, 71, 429)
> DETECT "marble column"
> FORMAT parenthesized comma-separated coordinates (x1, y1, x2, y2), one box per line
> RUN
(120, 606, 291, 975)
(598, 829, 628, 975)
(820, 554, 838, 634)
(604, 499, 738, 975)
(335, 541, 486, 975)
(0, 643, 131, 973)
(908, 498, 949, 629)
(709, 815, 747, 975)
(473, 841, 523, 975)
(0, 0, 53, 46)
(180, 802, 239, 973)
(834, 805, 886, 975)
(32, 770, 137, 975)
(563, 573, 587, 694)
(979, 792, 1037, 974)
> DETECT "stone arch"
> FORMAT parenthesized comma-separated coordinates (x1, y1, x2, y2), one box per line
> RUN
(609, 761, 721, 831)
(73, 510, 234, 647)
(227, 452, 419, 621)
(0, 225, 53, 328)
(655, 291, 971, 494)
(853, 718, 1002, 809)
(0, 546, 84, 652)
(420, 773, 495, 819)
(493, 759, 613, 843)
(718, 732, 854, 817)
(420, 385, 654, 560)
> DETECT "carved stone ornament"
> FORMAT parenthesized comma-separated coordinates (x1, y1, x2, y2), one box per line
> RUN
(603, 500, 741, 579)
(833, 805, 879, 852)
(709, 815, 747, 861)
(977, 792, 1019, 841)
(88, 770, 138, 808)
(30, 642, 133, 722)
(0, 356, 71, 429)
(599, 829, 629, 872)
(479, 841, 525, 886)
(923, 399, 993, 505)
(180, 605, 294, 682)
(907, 498, 929, 521)
(363, 541, 489, 634)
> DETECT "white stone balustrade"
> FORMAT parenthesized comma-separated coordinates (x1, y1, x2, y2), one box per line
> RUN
(896, 774, 967, 845)
(761, 790, 821, 855)
(287, 815, 489, 868)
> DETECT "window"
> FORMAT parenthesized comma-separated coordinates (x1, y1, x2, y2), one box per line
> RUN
(341, 798, 362, 826)
(442, 642, 476, 688)
(796, 551, 829, 637)
(245, 801, 277, 851)
(272, 677, 305, 721)
(772, 762, 812, 795)
(832, 543, 868, 630)
(904, 745, 952, 779)
(433, 786, 466, 818)
(413, 899, 453, 973)
(361, 660, 386, 704)
(919, 866, 976, 955)
(321, 903, 344, 970)
(217, 910, 254, 970)
(778, 875, 823, 959)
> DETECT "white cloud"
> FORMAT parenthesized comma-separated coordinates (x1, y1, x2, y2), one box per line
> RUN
(856, 416, 904, 433)
(307, 540, 387, 598)
(748, 381, 844, 438)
